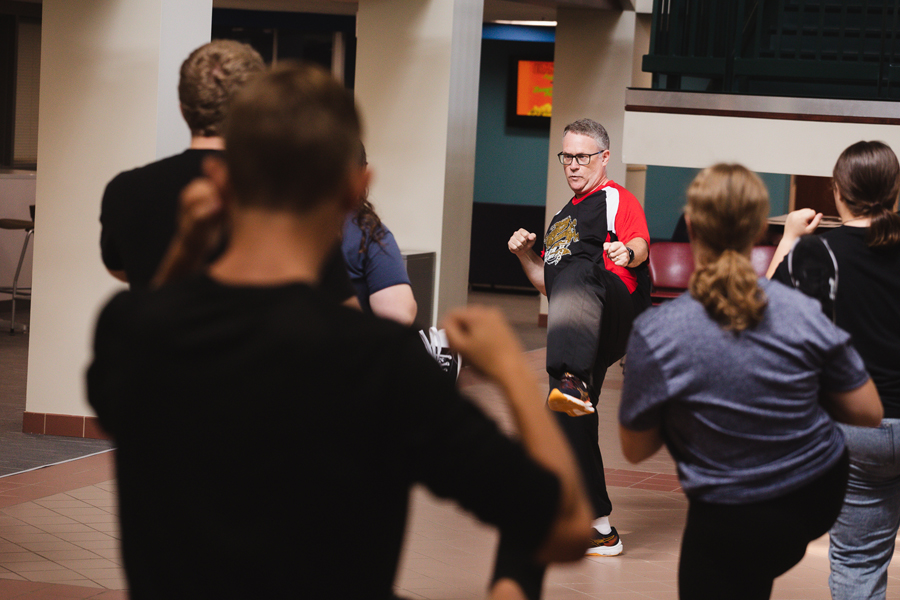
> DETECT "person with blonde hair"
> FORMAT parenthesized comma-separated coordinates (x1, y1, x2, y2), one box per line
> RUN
(618, 163, 882, 599)
(768, 141, 900, 600)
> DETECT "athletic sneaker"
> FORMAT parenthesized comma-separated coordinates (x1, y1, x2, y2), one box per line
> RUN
(547, 372, 594, 417)
(586, 526, 623, 556)
(418, 327, 461, 381)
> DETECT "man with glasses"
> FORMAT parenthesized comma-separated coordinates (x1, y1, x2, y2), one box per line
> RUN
(508, 118, 651, 557)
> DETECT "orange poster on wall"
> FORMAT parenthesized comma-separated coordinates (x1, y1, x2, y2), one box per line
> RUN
(516, 60, 553, 117)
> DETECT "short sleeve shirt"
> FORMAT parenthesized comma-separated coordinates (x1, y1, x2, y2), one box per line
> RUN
(773, 226, 900, 417)
(543, 181, 650, 295)
(341, 216, 411, 312)
(87, 276, 560, 598)
(619, 279, 868, 503)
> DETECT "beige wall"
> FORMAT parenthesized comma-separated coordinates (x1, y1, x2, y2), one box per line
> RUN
(355, 0, 483, 325)
(623, 111, 900, 177)
(26, 0, 211, 418)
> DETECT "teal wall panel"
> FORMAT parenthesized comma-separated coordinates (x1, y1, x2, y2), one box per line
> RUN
(644, 166, 791, 240)
(473, 39, 553, 206)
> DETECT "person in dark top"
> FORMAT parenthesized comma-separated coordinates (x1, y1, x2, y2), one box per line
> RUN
(87, 62, 591, 600)
(507, 119, 651, 556)
(767, 141, 900, 600)
(99, 40, 264, 291)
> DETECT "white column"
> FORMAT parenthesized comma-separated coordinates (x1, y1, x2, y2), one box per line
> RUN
(625, 12, 652, 207)
(26, 0, 211, 419)
(355, 0, 483, 325)
(539, 8, 637, 318)
(156, 0, 214, 158)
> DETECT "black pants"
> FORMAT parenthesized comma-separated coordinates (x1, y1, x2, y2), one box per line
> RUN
(679, 450, 850, 600)
(491, 535, 546, 600)
(546, 260, 637, 518)
(546, 259, 635, 390)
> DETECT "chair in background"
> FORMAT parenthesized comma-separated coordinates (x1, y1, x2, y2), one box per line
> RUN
(647, 242, 695, 305)
(0, 206, 34, 334)
(648, 243, 779, 307)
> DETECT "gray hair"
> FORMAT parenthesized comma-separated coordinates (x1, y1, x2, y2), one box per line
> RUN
(563, 118, 609, 152)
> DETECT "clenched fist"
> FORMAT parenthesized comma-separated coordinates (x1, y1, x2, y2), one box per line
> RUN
(508, 228, 537, 256)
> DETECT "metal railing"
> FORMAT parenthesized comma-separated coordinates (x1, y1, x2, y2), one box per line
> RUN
(644, 0, 900, 99)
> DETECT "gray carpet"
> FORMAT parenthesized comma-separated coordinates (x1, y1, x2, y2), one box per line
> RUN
(0, 300, 114, 478)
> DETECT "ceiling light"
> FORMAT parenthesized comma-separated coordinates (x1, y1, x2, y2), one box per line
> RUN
(491, 20, 557, 27)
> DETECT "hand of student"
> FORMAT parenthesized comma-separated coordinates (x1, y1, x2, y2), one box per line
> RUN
(441, 305, 526, 383)
(603, 241, 630, 267)
(151, 158, 228, 288)
(784, 209, 823, 240)
(508, 229, 537, 256)
(175, 176, 226, 255)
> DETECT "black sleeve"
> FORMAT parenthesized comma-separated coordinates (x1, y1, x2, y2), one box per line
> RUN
(771, 254, 791, 286)
(319, 245, 357, 304)
(86, 291, 138, 438)
(390, 333, 562, 554)
(99, 176, 125, 272)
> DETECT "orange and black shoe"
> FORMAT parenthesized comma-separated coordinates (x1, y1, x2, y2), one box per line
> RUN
(586, 526, 623, 556)
(547, 372, 594, 417)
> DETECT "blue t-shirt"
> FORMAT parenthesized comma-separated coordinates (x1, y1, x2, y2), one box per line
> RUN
(341, 215, 411, 313)
(619, 278, 869, 504)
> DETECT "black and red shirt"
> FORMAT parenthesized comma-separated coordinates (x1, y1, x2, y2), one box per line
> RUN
(543, 180, 650, 296)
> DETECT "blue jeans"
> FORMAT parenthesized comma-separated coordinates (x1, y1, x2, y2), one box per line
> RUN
(829, 419, 900, 600)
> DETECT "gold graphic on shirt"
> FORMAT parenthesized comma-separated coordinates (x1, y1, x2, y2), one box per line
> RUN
(544, 217, 579, 265)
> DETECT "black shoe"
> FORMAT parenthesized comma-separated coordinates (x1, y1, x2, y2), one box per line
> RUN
(547, 372, 593, 417)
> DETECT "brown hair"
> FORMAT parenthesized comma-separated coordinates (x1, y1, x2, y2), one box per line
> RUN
(350, 143, 385, 254)
(686, 164, 770, 332)
(833, 141, 900, 248)
(223, 61, 362, 213)
(179, 40, 265, 137)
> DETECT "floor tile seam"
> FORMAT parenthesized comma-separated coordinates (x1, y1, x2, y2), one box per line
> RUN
(0, 485, 117, 515)
(15, 544, 112, 574)
(2, 517, 109, 539)
(557, 580, 634, 594)
(605, 468, 676, 477)
(3, 557, 113, 579)
(2, 507, 98, 526)
(606, 480, 683, 493)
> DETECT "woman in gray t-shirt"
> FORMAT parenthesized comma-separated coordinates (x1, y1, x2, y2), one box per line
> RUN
(618, 163, 882, 600)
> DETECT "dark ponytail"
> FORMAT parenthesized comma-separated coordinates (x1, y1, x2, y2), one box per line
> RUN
(833, 141, 900, 248)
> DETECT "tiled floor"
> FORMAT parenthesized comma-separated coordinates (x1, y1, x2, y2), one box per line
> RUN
(0, 451, 125, 598)
(1, 293, 899, 598)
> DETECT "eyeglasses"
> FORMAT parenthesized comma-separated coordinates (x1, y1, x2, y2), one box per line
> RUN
(557, 151, 602, 166)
